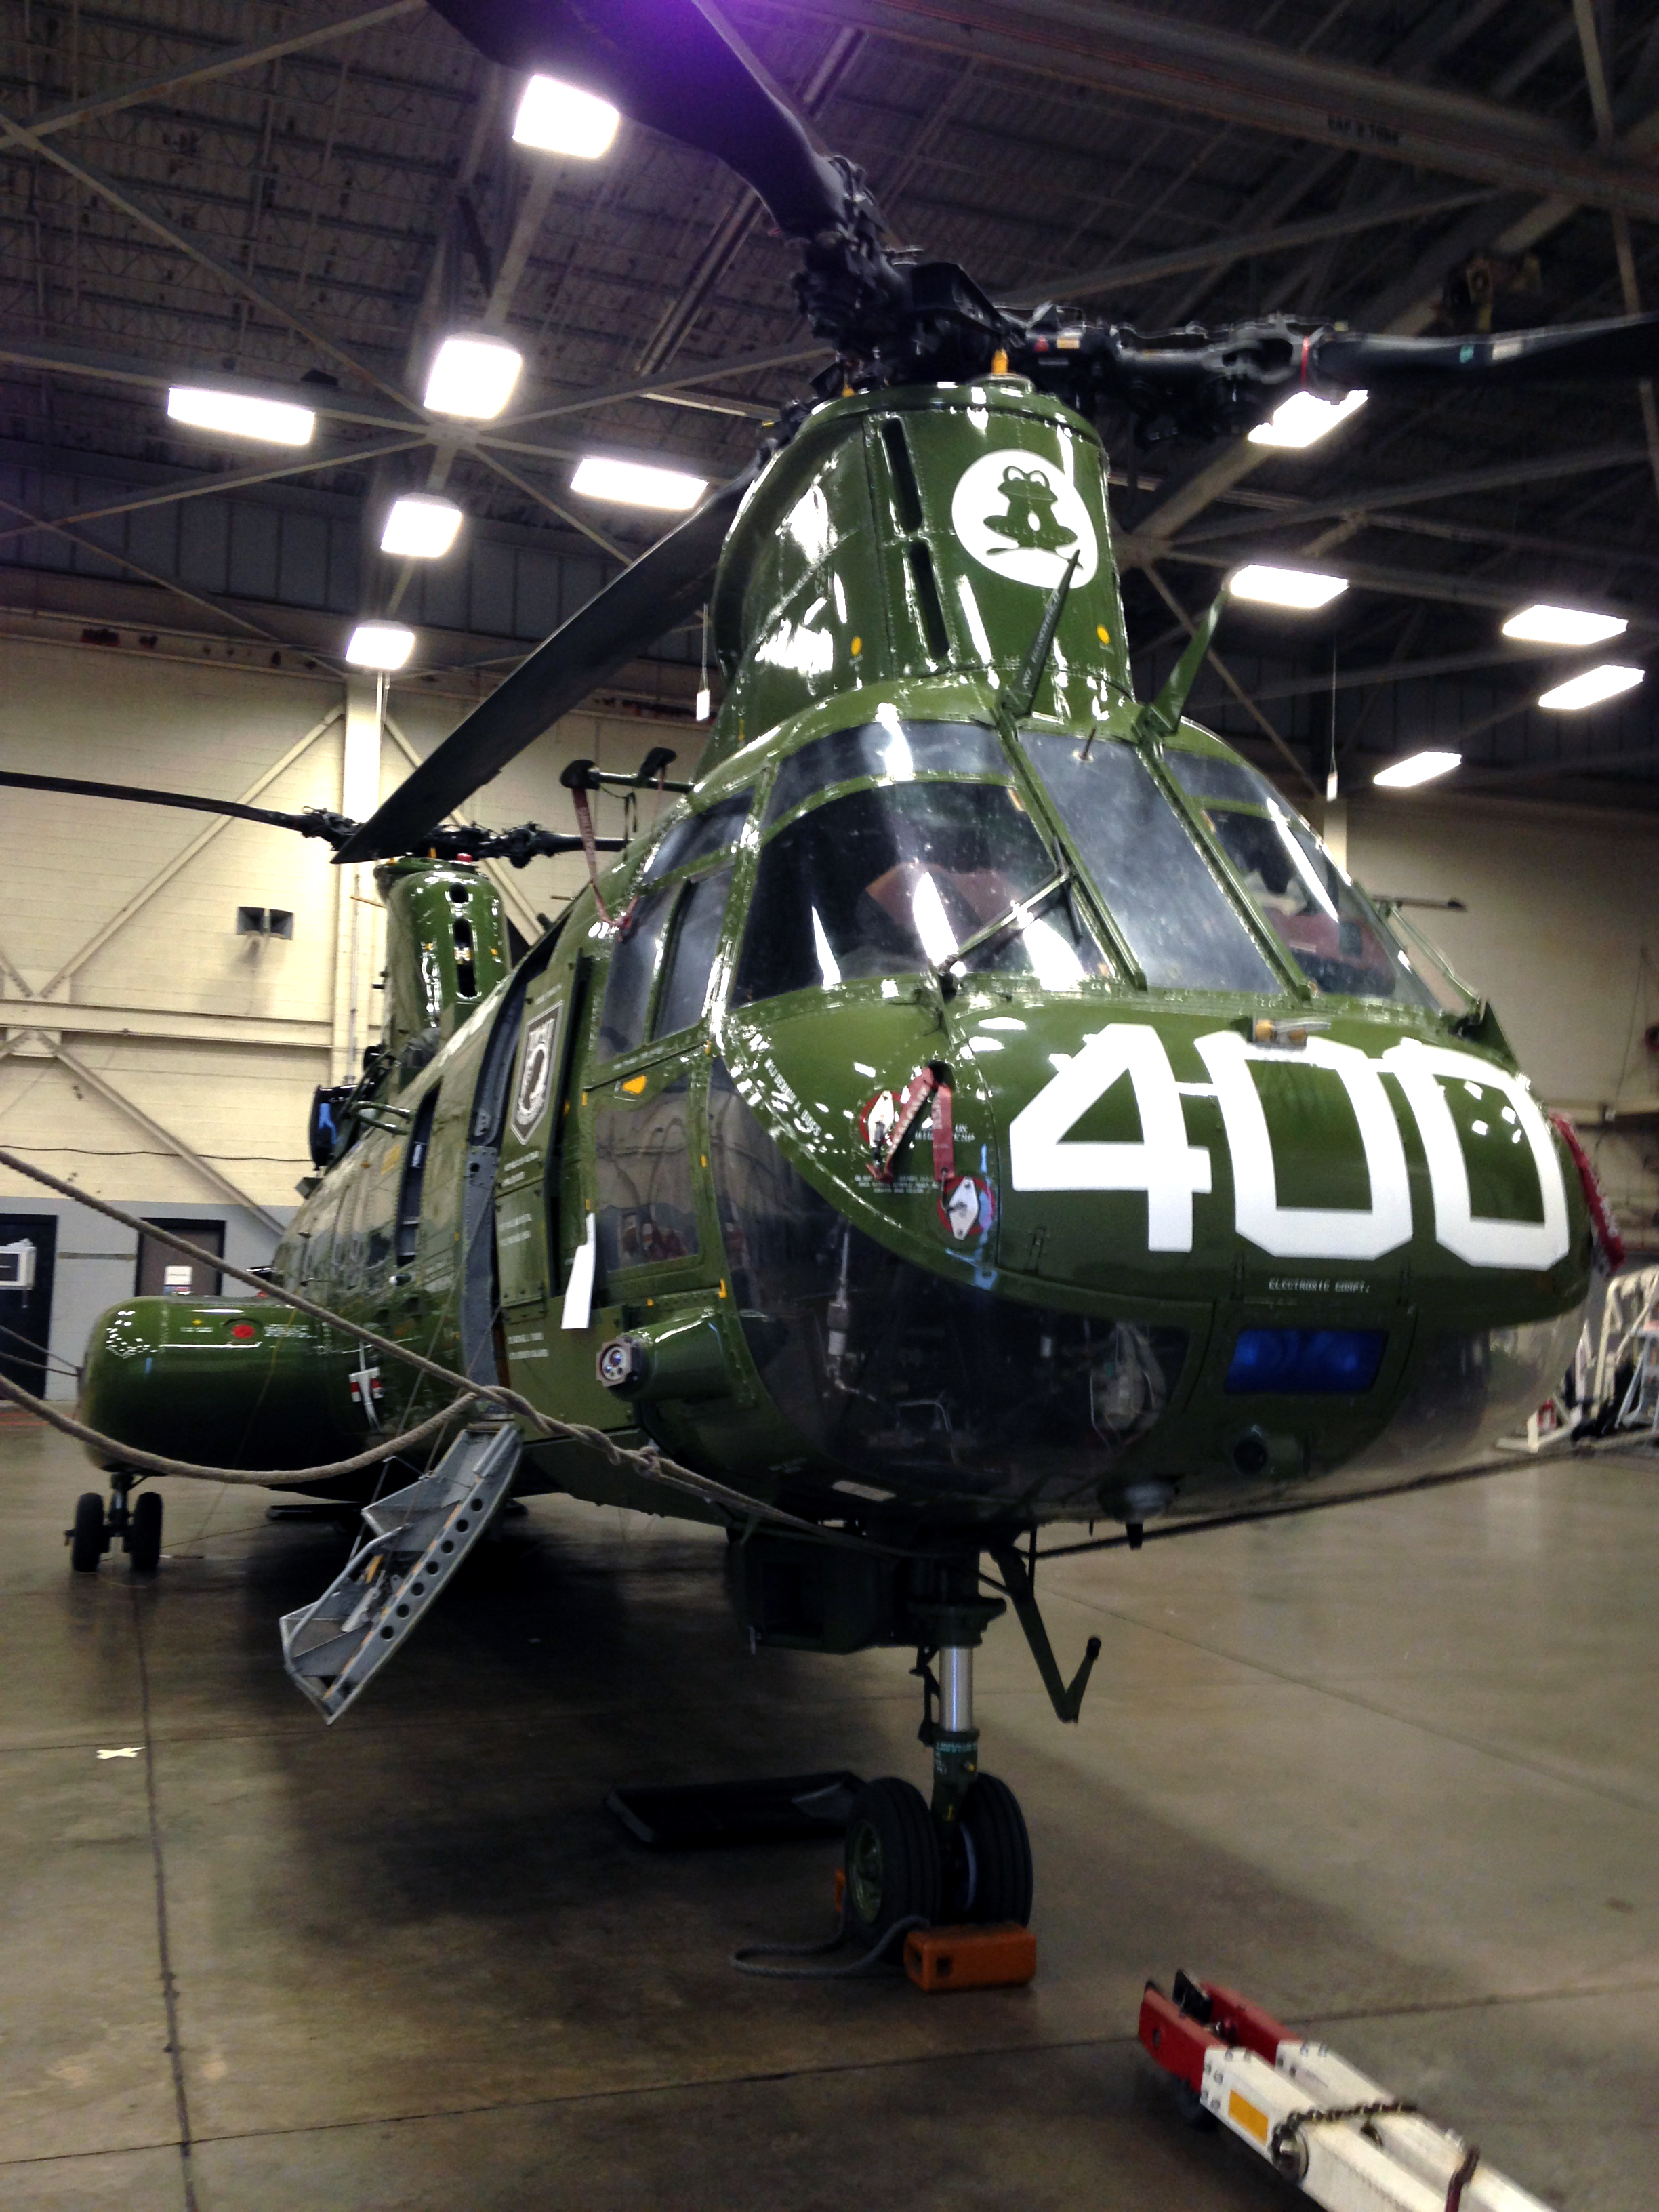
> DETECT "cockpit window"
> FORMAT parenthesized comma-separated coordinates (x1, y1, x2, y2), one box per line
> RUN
(764, 717, 1009, 827)
(1021, 733, 1280, 993)
(733, 781, 1108, 1005)
(596, 885, 675, 1060)
(642, 792, 751, 882)
(1164, 750, 1439, 1007)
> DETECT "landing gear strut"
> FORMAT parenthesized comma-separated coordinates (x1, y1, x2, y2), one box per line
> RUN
(66, 1471, 162, 1574)
(841, 1589, 1033, 1942)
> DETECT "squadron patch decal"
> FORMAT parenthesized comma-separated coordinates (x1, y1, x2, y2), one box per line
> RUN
(511, 1008, 560, 1143)
(951, 449, 1099, 590)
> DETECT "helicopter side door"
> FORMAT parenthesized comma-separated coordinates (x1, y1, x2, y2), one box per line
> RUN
(562, 853, 743, 1415)
(491, 933, 583, 1392)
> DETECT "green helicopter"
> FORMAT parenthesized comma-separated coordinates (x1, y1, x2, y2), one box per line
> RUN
(22, 0, 1652, 1944)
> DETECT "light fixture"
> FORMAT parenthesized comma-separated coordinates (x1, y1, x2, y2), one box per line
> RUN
(423, 335, 523, 420)
(571, 455, 708, 510)
(1229, 562, 1348, 611)
(166, 386, 314, 447)
(345, 622, 415, 671)
(512, 73, 620, 159)
(1374, 750, 1461, 789)
(1248, 389, 1368, 449)
(1503, 603, 1629, 647)
(1537, 663, 1644, 711)
(380, 495, 463, 559)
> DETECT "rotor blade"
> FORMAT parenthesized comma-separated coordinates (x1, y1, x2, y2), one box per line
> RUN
(428, 0, 850, 238)
(1315, 310, 1659, 390)
(335, 468, 754, 864)
(0, 769, 351, 843)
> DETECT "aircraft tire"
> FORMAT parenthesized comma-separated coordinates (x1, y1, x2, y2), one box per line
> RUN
(129, 1492, 163, 1574)
(70, 1492, 105, 1573)
(842, 1777, 941, 1944)
(953, 1772, 1033, 1926)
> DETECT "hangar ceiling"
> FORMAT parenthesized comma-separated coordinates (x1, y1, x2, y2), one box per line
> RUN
(4, 0, 1659, 805)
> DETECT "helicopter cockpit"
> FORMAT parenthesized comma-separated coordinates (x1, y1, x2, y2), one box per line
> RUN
(733, 718, 1109, 1003)
(1160, 750, 1440, 1006)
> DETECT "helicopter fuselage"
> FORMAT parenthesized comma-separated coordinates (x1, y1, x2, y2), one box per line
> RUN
(78, 376, 1592, 1540)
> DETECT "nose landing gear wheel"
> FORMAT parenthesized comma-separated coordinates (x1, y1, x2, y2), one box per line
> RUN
(69, 1492, 106, 1574)
(843, 1777, 941, 1943)
(127, 1491, 163, 1574)
(948, 1772, 1033, 1925)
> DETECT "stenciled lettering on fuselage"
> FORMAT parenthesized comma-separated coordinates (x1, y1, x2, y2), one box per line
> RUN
(1007, 1023, 1570, 1269)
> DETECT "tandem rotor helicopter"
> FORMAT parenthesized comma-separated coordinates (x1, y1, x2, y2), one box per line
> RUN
(3, 0, 1647, 1944)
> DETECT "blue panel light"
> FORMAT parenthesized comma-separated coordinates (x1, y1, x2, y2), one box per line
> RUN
(1226, 1328, 1386, 1395)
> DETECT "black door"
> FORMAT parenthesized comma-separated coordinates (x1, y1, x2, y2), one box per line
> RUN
(136, 1218, 224, 1297)
(0, 1214, 58, 1398)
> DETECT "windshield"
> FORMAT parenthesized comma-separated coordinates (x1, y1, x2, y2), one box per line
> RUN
(1021, 732, 1280, 992)
(765, 716, 1010, 827)
(733, 781, 1109, 1004)
(1164, 750, 1439, 1007)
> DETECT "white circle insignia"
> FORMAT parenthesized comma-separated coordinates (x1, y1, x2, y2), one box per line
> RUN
(950, 451, 1099, 590)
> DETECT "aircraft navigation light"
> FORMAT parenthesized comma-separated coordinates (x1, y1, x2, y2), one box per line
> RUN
(424, 336, 523, 420)
(380, 496, 463, 559)
(1229, 563, 1348, 610)
(346, 622, 416, 672)
(1248, 389, 1367, 449)
(1537, 663, 1644, 711)
(1503, 603, 1628, 647)
(512, 74, 620, 159)
(1373, 750, 1460, 788)
(571, 456, 708, 510)
(167, 386, 314, 447)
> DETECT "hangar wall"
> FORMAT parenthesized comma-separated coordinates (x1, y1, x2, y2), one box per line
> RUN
(1343, 792, 1659, 1252)
(2, 636, 1655, 1397)
(0, 634, 694, 1395)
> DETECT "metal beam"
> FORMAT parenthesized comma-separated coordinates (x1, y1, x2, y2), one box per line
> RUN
(0, 106, 416, 408)
(998, 190, 1492, 310)
(0, 998, 332, 1050)
(1244, 642, 1582, 708)
(0, 433, 430, 548)
(1143, 565, 1319, 798)
(1152, 544, 1655, 618)
(0, 487, 287, 644)
(48, 1042, 287, 1234)
(1460, 740, 1659, 785)
(25, 4, 427, 139)
(1174, 445, 1654, 548)
(30, 710, 344, 1001)
(773, 0, 1659, 224)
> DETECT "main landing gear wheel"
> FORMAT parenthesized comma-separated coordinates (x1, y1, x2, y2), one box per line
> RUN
(948, 1772, 1033, 1926)
(127, 1491, 163, 1574)
(69, 1492, 106, 1574)
(843, 1777, 941, 1943)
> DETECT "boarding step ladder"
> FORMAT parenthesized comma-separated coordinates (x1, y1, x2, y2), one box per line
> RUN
(1141, 1973, 1554, 2212)
(279, 1422, 521, 1723)
(1616, 1322, 1659, 1438)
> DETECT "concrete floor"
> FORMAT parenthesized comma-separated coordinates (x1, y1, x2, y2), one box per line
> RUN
(2, 1415, 1655, 2212)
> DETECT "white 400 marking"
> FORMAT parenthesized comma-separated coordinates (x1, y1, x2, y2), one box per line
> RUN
(1006, 1024, 1569, 1269)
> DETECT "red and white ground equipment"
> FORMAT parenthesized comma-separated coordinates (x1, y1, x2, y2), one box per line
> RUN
(1139, 1972, 1554, 2212)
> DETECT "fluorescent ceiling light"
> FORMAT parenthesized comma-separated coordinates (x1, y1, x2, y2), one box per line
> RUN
(1374, 750, 1461, 789)
(571, 455, 708, 510)
(1537, 663, 1644, 711)
(167, 385, 314, 446)
(380, 495, 463, 559)
(1248, 389, 1367, 449)
(512, 74, 619, 159)
(423, 335, 523, 420)
(1229, 562, 1348, 610)
(1502, 602, 1629, 647)
(346, 622, 415, 671)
